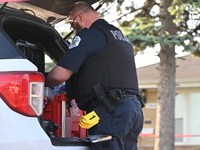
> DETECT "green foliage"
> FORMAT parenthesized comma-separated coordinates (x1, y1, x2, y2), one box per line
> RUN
(127, 27, 194, 53)
(168, 0, 200, 25)
(104, 0, 200, 56)
(61, 31, 68, 36)
(98, 0, 200, 55)
(45, 62, 56, 73)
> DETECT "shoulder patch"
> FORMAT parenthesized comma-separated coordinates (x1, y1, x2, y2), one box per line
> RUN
(69, 36, 81, 49)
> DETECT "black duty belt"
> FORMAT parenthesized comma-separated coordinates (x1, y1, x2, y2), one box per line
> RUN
(122, 93, 137, 100)
(122, 90, 145, 108)
(87, 98, 103, 112)
(86, 89, 139, 112)
(122, 90, 137, 100)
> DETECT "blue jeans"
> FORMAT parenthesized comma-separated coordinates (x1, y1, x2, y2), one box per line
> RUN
(88, 97, 144, 150)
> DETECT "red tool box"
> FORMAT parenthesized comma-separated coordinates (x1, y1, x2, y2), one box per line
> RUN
(43, 93, 87, 138)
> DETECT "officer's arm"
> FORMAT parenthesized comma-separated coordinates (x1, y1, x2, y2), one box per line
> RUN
(45, 65, 73, 88)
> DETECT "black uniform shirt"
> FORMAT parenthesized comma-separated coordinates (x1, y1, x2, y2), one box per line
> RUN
(58, 19, 108, 73)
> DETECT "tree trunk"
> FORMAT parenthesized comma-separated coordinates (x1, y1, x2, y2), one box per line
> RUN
(154, 0, 177, 150)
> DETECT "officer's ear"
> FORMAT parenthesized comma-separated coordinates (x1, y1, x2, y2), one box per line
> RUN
(76, 13, 85, 23)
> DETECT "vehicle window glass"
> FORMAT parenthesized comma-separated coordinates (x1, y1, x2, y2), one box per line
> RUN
(45, 54, 56, 73)
(0, 33, 22, 59)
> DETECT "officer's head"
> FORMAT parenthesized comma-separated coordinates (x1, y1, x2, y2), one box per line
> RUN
(68, 1, 100, 34)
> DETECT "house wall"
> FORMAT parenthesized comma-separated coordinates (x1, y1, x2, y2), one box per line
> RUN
(138, 146, 200, 150)
(139, 90, 157, 147)
(138, 88, 200, 150)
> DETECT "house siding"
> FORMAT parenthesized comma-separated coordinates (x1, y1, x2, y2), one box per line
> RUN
(137, 55, 200, 149)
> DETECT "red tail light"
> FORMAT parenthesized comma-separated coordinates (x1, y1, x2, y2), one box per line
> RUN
(0, 71, 44, 117)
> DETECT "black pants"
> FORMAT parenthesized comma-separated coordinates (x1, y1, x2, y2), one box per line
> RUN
(88, 97, 144, 150)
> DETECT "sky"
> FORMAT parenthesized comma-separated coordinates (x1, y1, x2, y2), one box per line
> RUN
(134, 46, 188, 68)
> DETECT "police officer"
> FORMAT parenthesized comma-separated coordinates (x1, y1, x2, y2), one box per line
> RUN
(45, 1, 144, 150)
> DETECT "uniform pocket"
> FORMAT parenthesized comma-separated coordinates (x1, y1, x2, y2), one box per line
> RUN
(112, 98, 134, 117)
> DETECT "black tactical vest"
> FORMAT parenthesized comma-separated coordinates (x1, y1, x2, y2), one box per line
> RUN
(67, 23, 139, 109)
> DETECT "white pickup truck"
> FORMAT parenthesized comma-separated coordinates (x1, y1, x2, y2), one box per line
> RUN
(0, 1, 101, 149)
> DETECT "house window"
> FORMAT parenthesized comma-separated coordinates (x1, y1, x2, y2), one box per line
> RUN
(175, 93, 200, 145)
(175, 118, 183, 142)
(188, 93, 200, 144)
(175, 94, 184, 143)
